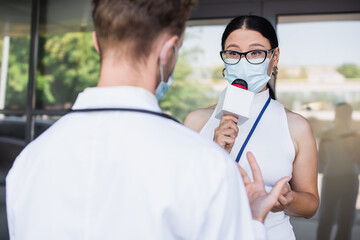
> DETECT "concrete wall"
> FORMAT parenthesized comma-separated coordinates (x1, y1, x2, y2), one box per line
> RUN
(190, 0, 360, 27)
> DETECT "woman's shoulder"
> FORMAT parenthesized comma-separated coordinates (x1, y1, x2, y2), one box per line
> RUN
(285, 108, 315, 153)
(184, 105, 217, 132)
(284, 108, 312, 130)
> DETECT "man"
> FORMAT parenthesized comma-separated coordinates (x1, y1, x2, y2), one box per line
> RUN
(6, 0, 288, 239)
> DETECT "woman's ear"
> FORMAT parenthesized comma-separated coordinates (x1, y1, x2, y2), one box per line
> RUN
(92, 32, 100, 53)
(272, 47, 280, 67)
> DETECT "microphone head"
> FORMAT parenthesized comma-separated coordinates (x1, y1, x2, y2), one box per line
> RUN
(231, 79, 248, 90)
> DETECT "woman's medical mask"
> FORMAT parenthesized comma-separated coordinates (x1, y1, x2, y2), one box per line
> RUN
(224, 57, 273, 93)
(155, 42, 177, 100)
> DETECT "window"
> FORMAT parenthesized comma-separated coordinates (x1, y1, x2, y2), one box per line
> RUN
(277, 13, 360, 240)
(0, 0, 94, 237)
(0, 0, 32, 236)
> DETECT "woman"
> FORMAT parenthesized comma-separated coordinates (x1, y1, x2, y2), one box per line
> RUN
(184, 15, 319, 240)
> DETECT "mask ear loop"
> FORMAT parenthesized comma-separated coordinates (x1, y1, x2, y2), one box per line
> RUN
(159, 41, 171, 85)
(158, 41, 177, 84)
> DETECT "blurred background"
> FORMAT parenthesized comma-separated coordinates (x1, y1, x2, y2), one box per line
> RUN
(0, 0, 359, 239)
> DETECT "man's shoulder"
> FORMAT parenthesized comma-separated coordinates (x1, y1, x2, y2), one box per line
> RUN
(169, 121, 232, 163)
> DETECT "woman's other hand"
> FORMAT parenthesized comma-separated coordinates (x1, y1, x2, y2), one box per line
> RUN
(271, 182, 294, 212)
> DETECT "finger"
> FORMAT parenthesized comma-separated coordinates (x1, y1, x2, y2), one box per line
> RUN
(237, 165, 251, 185)
(218, 121, 239, 135)
(221, 114, 239, 124)
(246, 152, 263, 183)
(217, 128, 238, 139)
(278, 195, 288, 206)
(271, 207, 283, 213)
(219, 136, 236, 147)
(214, 132, 236, 147)
(274, 200, 281, 208)
(269, 177, 291, 202)
(214, 125, 238, 139)
(281, 183, 291, 195)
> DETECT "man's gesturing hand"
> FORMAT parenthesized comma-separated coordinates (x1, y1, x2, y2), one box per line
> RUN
(238, 152, 290, 223)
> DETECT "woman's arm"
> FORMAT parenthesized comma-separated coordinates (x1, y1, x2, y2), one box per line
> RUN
(184, 107, 239, 153)
(184, 106, 216, 132)
(273, 110, 320, 218)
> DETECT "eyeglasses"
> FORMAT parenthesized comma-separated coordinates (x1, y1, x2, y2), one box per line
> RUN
(220, 49, 275, 65)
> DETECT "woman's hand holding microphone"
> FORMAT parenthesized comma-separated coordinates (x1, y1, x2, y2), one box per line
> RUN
(214, 114, 239, 153)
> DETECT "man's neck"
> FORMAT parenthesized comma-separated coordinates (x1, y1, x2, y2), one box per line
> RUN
(97, 58, 157, 94)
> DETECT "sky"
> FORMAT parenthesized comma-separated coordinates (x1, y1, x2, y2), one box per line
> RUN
(181, 20, 360, 68)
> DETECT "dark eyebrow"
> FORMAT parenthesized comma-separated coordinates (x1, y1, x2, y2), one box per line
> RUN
(226, 43, 266, 50)
(249, 43, 265, 48)
(225, 44, 240, 49)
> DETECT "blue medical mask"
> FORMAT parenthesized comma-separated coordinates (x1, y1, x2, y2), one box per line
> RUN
(155, 42, 177, 100)
(224, 57, 273, 93)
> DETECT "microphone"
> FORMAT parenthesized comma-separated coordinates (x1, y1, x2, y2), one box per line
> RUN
(214, 79, 254, 125)
(231, 79, 248, 90)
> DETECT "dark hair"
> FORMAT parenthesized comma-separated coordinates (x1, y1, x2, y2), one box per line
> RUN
(222, 15, 278, 99)
(221, 15, 278, 50)
(92, 0, 197, 60)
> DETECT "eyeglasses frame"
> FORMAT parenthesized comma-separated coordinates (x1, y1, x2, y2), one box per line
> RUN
(220, 48, 276, 65)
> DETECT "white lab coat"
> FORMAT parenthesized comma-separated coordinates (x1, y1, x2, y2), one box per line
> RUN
(6, 86, 266, 240)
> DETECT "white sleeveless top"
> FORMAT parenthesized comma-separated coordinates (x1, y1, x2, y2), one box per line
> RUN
(200, 89, 296, 240)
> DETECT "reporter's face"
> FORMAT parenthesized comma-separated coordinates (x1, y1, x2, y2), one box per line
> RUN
(224, 29, 279, 76)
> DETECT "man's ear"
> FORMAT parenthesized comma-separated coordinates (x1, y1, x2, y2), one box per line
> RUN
(92, 32, 100, 53)
(159, 35, 179, 66)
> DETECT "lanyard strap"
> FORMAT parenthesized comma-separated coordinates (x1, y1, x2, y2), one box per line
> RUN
(235, 96, 271, 163)
(68, 108, 179, 123)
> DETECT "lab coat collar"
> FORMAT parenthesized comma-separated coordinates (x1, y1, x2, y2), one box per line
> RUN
(72, 86, 161, 112)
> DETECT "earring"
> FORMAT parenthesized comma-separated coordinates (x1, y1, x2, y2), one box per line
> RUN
(222, 68, 226, 77)
(272, 66, 278, 76)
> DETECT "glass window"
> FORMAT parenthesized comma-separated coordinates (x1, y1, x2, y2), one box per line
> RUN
(34, 115, 60, 138)
(0, 1, 31, 110)
(36, 0, 98, 110)
(277, 13, 360, 240)
(0, 113, 26, 238)
(161, 22, 228, 121)
(0, 1, 32, 237)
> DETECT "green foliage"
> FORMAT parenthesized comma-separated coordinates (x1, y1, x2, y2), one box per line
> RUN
(211, 65, 224, 81)
(5, 36, 30, 109)
(4, 33, 100, 110)
(37, 32, 100, 108)
(160, 50, 216, 122)
(4, 32, 215, 121)
(336, 64, 360, 79)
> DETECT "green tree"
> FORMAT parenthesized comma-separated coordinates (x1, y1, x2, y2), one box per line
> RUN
(4, 33, 99, 110)
(37, 32, 100, 108)
(4, 31, 216, 120)
(212, 65, 224, 82)
(5, 36, 30, 109)
(160, 50, 216, 122)
(337, 64, 360, 79)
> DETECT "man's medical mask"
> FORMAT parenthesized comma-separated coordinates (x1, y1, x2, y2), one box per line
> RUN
(224, 57, 273, 94)
(155, 42, 177, 100)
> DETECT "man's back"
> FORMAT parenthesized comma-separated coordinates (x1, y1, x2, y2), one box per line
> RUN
(6, 87, 254, 240)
